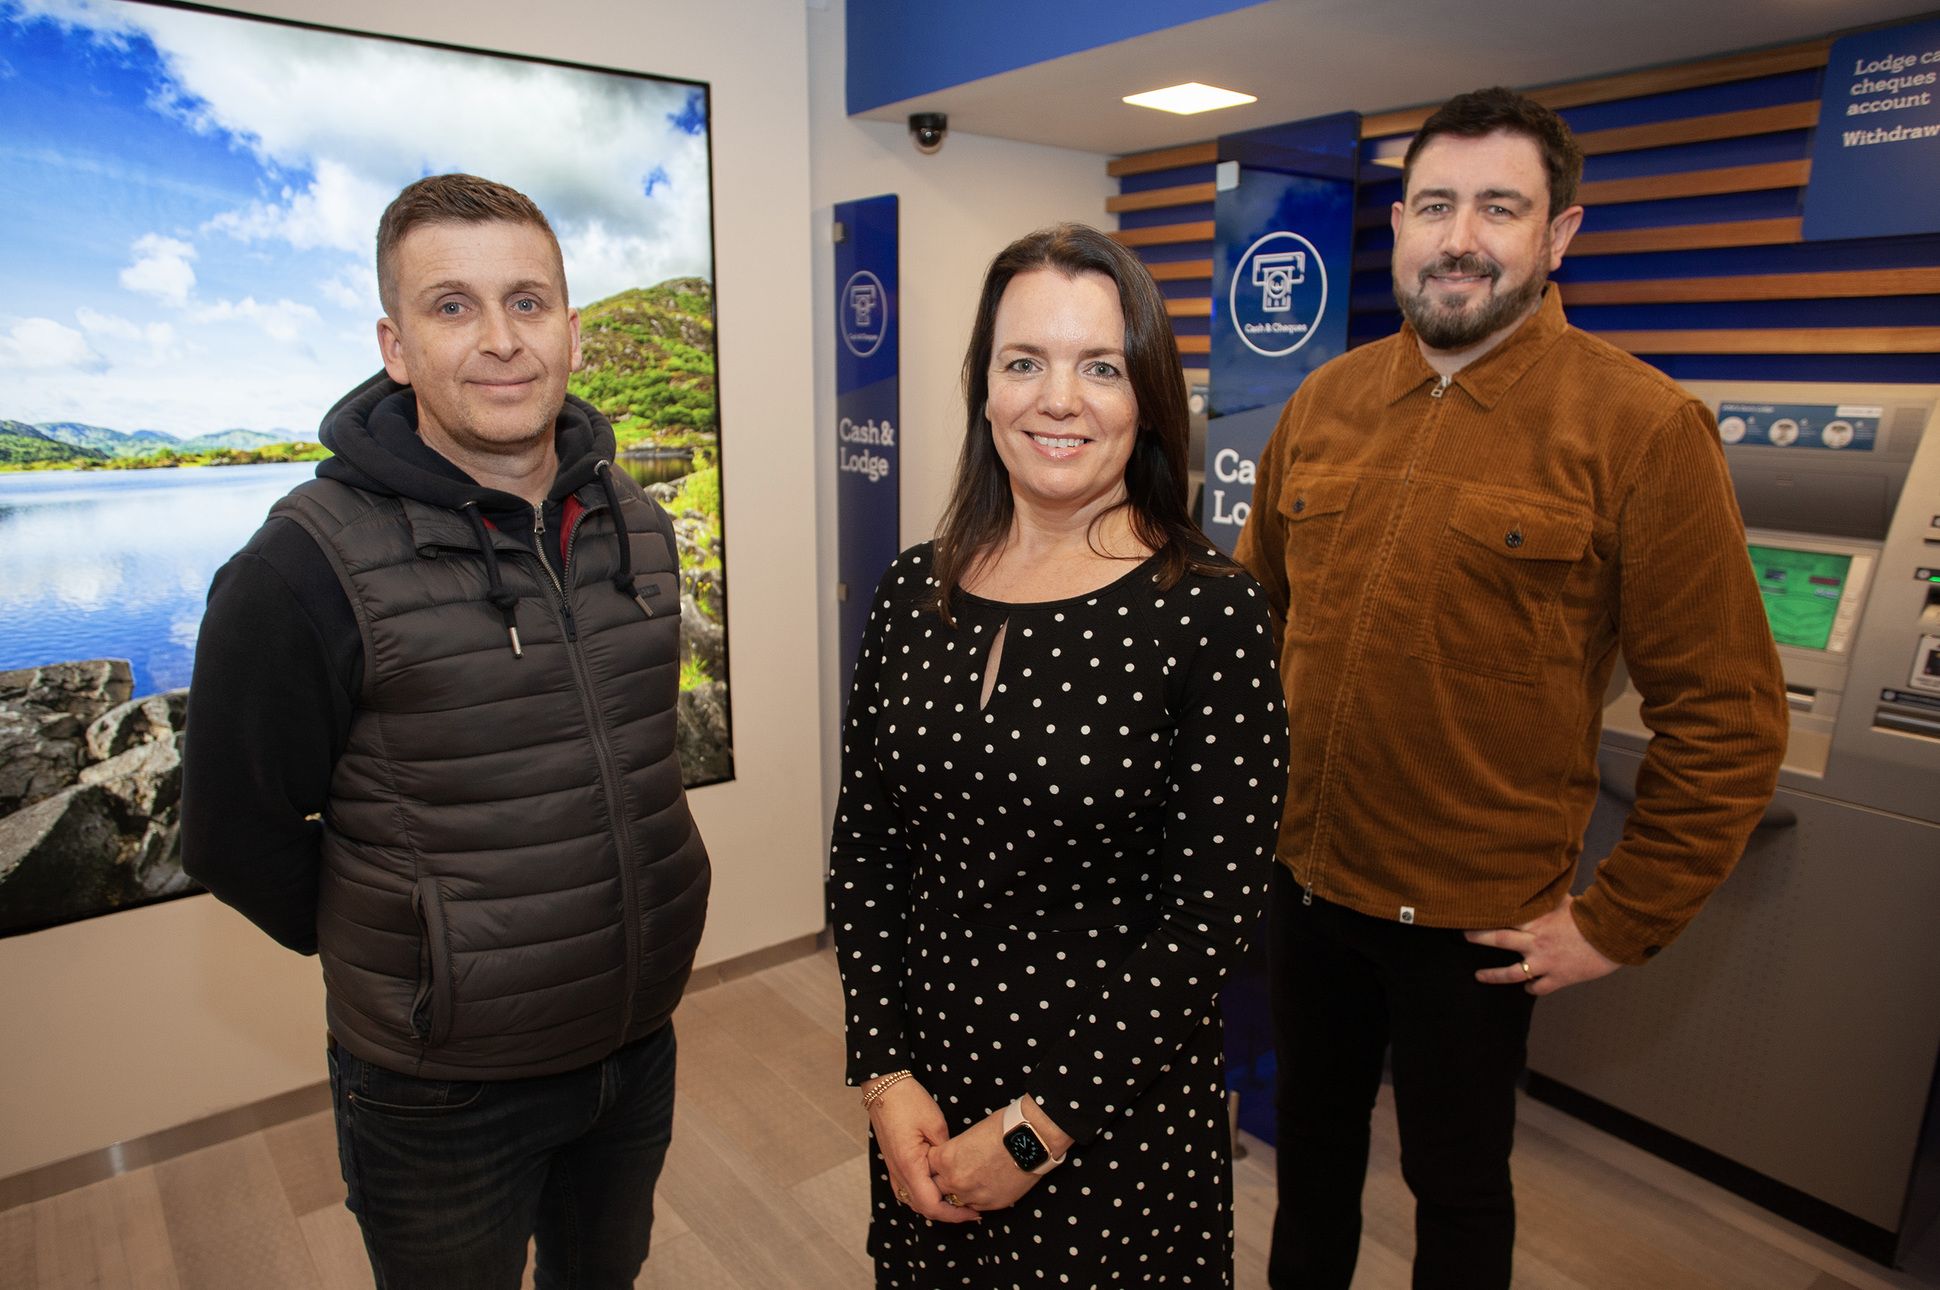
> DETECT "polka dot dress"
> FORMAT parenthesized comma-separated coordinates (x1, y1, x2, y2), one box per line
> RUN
(830, 543, 1287, 1286)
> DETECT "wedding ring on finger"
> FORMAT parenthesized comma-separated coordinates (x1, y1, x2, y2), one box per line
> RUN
(943, 1192, 964, 1207)
(1519, 960, 1534, 980)
(895, 1185, 911, 1204)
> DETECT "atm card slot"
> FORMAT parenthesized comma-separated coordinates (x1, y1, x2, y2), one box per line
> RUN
(1785, 685, 1817, 712)
(1874, 707, 1940, 740)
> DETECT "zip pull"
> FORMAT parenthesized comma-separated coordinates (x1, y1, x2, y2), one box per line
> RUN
(1302, 884, 1313, 907)
(532, 502, 546, 538)
(1429, 376, 1449, 400)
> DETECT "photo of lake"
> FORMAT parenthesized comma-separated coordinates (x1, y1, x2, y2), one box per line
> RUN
(0, 462, 313, 694)
(0, 0, 729, 938)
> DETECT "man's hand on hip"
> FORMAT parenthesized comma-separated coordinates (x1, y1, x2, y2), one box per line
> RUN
(1465, 894, 1620, 996)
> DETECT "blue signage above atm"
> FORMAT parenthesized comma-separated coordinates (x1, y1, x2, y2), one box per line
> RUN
(1802, 14, 1940, 241)
(1717, 401, 1881, 452)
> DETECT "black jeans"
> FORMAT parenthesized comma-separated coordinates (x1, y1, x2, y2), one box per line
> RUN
(327, 1022, 677, 1290)
(1268, 868, 1536, 1290)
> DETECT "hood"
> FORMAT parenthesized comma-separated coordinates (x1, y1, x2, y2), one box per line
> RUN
(313, 373, 654, 659)
(315, 372, 617, 512)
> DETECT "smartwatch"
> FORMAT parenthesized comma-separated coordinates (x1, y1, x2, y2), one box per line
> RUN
(1001, 1096, 1066, 1175)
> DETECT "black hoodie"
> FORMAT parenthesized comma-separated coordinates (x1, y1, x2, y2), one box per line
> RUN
(179, 374, 668, 955)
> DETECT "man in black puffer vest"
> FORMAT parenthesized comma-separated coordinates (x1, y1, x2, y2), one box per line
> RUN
(181, 174, 710, 1289)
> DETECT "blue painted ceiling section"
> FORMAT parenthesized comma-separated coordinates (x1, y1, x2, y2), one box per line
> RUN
(846, 0, 1269, 116)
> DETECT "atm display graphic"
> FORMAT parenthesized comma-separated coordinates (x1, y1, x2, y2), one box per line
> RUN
(1749, 544, 1853, 651)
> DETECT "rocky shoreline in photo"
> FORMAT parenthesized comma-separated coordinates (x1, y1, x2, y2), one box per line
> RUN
(0, 545, 730, 935)
(0, 661, 192, 935)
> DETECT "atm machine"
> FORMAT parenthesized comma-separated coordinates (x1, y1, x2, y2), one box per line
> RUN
(1527, 381, 1940, 1265)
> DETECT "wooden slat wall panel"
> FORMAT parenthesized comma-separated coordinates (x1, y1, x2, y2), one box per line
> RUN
(1575, 159, 1809, 206)
(1591, 328, 1940, 355)
(1349, 218, 1806, 270)
(1107, 183, 1217, 214)
(1114, 26, 1936, 383)
(1112, 221, 1216, 248)
(1353, 160, 1814, 228)
(1355, 39, 1830, 139)
(1107, 142, 1217, 178)
(1573, 101, 1819, 155)
(1559, 268, 1940, 306)
(1566, 217, 1805, 257)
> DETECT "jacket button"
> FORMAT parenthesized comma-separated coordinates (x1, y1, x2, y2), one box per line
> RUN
(1505, 529, 1524, 549)
(1292, 498, 1306, 513)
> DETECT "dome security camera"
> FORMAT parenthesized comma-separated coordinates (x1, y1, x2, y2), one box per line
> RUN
(908, 112, 948, 155)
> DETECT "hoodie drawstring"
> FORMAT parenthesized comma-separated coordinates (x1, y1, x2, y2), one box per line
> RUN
(462, 502, 524, 658)
(596, 461, 658, 619)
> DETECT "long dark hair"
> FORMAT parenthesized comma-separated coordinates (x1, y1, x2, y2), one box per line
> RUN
(930, 223, 1229, 622)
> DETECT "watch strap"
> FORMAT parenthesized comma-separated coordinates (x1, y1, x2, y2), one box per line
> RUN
(1001, 1096, 1066, 1175)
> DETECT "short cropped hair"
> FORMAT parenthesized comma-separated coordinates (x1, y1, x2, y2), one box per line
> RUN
(1401, 87, 1584, 219)
(375, 173, 565, 314)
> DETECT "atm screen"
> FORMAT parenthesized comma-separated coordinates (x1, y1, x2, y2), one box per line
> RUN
(1748, 544, 1853, 651)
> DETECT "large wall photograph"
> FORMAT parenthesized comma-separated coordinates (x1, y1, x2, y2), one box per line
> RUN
(0, 0, 731, 938)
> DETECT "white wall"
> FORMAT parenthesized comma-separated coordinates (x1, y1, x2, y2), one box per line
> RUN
(804, 0, 1116, 827)
(0, 0, 824, 1179)
(0, 0, 1119, 1183)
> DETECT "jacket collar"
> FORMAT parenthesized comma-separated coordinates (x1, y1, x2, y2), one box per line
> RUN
(1382, 283, 1570, 410)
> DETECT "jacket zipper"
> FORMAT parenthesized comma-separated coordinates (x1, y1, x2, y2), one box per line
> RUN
(527, 497, 646, 1049)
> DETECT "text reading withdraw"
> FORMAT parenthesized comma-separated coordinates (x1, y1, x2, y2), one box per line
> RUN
(1843, 122, 1940, 146)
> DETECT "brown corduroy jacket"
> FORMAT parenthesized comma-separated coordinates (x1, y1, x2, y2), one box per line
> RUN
(1234, 288, 1787, 964)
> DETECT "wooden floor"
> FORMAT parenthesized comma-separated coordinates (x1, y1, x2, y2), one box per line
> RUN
(3, 946, 1933, 1288)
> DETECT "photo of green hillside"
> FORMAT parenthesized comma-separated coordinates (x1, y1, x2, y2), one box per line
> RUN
(572, 278, 730, 784)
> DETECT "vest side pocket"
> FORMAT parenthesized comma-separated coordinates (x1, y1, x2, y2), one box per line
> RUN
(409, 877, 456, 1048)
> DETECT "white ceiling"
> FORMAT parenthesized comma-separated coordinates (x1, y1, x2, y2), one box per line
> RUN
(855, 0, 1939, 155)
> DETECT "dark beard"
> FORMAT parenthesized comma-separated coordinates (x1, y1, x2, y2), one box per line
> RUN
(1393, 252, 1545, 350)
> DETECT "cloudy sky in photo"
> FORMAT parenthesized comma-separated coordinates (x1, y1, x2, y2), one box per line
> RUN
(0, 0, 712, 439)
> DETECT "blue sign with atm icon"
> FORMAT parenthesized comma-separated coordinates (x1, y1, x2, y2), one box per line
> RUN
(1716, 402, 1880, 452)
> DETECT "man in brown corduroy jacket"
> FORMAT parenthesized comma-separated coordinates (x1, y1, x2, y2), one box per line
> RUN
(1234, 88, 1787, 1290)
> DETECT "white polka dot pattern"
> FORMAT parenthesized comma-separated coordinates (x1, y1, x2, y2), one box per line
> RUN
(829, 543, 1287, 1282)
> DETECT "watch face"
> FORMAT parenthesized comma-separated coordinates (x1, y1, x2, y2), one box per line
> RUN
(1003, 1124, 1049, 1172)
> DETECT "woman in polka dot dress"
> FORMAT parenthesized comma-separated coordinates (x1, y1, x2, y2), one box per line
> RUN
(830, 224, 1287, 1287)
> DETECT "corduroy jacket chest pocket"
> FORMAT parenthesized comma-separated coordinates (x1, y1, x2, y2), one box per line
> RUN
(1277, 472, 1358, 639)
(1414, 490, 1592, 683)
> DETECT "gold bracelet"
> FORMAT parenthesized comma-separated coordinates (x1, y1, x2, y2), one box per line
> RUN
(861, 1069, 913, 1108)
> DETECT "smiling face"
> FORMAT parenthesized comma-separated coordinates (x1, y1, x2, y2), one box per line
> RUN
(1390, 129, 1582, 355)
(985, 268, 1140, 520)
(377, 218, 581, 463)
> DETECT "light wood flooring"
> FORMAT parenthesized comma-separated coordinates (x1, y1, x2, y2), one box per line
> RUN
(3, 946, 1933, 1288)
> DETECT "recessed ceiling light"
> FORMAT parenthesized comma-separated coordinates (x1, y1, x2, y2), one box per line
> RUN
(1122, 82, 1258, 115)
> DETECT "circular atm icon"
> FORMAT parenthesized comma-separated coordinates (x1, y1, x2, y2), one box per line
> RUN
(1229, 231, 1328, 359)
(841, 270, 887, 358)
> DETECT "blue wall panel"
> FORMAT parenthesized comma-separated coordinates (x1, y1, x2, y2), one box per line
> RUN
(847, 0, 1266, 114)
(1117, 203, 1215, 230)
(1118, 164, 1219, 194)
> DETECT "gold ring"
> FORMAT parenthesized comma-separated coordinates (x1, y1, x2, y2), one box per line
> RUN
(895, 1185, 910, 1203)
(1519, 960, 1534, 979)
(943, 1192, 963, 1206)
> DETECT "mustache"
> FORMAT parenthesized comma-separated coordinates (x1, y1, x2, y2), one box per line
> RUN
(1419, 254, 1500, 285)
